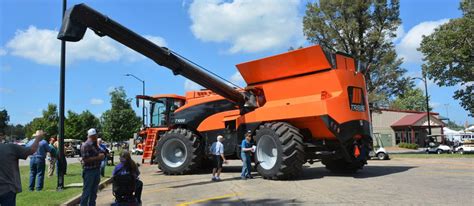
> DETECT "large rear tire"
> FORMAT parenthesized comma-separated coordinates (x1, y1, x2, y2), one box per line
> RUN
(254, 122, 305, 180)
(155, 128, 201, 175)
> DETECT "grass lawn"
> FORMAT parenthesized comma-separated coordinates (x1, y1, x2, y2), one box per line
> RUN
(390, 153, 474, 158)
(17, 163, 113, 206)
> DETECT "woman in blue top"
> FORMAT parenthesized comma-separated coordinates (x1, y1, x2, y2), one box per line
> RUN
(240, 132, 254, 180)
(113, 151, 143, 204)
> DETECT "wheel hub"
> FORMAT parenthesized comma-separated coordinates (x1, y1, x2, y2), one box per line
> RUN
(256, 134, 278, 170)
(161, 139, 187, 168)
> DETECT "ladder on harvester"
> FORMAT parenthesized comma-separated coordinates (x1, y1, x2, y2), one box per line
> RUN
(142, 132, 157, 164)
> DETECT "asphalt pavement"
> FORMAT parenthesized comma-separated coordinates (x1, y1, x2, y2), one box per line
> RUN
(94, 157, 474, 205)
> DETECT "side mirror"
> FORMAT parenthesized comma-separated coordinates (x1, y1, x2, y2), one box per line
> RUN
(136, 98, 140, 108)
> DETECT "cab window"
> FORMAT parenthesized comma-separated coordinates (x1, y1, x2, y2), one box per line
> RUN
(151, 100, 166, 127)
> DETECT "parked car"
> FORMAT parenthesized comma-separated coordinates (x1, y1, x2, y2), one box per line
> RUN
(369, 133, 390, 160)
(132, 148, 143, 155)
(455, 140, 474, 154)
(425, 142, 452, 154)
(64, 139, 83, 157)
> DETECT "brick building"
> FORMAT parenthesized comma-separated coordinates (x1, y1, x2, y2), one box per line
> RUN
(371, 109, 445, 147)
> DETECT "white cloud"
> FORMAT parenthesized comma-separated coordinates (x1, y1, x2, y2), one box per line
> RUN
(189, 0, 303, 53)
(5, 26, 167, 66)
(90, 98, 104, 105)
(144, 35, 167, 48)
(0, 87, 13, 94)
(396, 19, 449, 63)
(184, 79, 203, 91)
(229, 72, 246, 87)
(0, 48, 6, 56)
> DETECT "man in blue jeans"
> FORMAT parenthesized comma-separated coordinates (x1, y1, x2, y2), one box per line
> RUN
(80, 128, 105, 206)
(26, 131, 52, 191)
(0, 130, 43, 206)
(240, 131, 254, 180)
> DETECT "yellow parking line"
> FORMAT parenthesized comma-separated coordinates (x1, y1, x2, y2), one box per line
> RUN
(176, 193, 241, 206)
(142, 187, 170, 195)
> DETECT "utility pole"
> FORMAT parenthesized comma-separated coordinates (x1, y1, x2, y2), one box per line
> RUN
(413, 76, 431, 135)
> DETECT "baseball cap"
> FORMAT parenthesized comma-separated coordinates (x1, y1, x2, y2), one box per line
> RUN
(87, 128, 97, 137)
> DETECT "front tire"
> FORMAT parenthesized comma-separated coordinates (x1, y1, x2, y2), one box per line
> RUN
(254, 122, 305, 180)
(377, 152, 387, 160)
(437, 149, 443, 154)
(155, 128, 201, 175)
(459, 149, 464, 154)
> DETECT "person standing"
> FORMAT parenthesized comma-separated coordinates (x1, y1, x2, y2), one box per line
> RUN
(0, 130, 43, 205)
(113, 151, 143, 204)
(47, 137, 58, 177)
(80, 128, 105, 206)
(26, 131, 52, 191)
(240, 132, 254, 180)
(210, 135, 227, 181)
(97, 138, 109, 177)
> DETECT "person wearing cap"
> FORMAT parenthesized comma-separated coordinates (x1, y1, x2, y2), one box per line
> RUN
(210, 135, 227, 181)
(80, 128, 105, 206)
(26, 130, 52, 191)
(240, 131, 254, 180)
(0, 130, 44, 205)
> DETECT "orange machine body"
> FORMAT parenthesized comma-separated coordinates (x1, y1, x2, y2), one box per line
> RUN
(142, 45, 370, 162)
(173, 45, 369, 141)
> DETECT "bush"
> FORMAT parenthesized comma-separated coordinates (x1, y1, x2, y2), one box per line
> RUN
(398, 143, 418, 150)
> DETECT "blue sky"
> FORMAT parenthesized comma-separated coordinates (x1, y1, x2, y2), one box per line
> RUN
(0, 0, 472, 126)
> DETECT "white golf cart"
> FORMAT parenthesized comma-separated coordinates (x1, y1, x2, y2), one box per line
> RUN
(369, 133, 390, 160)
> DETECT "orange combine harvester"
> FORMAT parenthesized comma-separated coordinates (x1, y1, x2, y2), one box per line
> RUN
(58, 4, 372, 179)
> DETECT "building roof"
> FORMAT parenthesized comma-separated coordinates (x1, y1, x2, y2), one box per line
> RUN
(377, 108, 439, 115)
(391, 113, 444, 127)
(391, 113, 426, 127)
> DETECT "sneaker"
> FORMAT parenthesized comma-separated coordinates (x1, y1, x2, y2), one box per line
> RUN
(211, 176, 217, 181)
(216, 177, 221, 181)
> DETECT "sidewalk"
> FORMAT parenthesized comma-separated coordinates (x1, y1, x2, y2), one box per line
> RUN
(384, 146, 424, 154)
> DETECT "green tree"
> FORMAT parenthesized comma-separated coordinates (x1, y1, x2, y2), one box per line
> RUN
(101, 87, 141, 142)
(25, 104, 58, 138)
(390, 88, 426, 111)
(303, 0, 411, 106)
(418, 0, 473, 116)
(65, 110, 101, 140)
(0, 109, 9, 135)
(5, 124, 26, 140)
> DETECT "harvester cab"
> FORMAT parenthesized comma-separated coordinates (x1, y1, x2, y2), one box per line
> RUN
(58, 3, 373, 179)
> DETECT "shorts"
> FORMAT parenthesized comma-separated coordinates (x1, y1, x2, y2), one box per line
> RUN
(213, 155, 223, 169)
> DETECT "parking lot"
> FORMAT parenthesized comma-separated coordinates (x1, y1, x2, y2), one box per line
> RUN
(95, 157, 474, 205)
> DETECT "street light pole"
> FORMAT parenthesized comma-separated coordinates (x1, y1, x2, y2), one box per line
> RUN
(57, 0, 67, 191)
(125, 74, 146, 126)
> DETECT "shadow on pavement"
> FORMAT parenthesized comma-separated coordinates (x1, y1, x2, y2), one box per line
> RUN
(169, 176, 242, 189)
(297, 165, 416, 180)
(198, 197, 301, 206)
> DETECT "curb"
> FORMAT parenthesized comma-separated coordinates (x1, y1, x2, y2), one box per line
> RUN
(61, 177, 113, 206)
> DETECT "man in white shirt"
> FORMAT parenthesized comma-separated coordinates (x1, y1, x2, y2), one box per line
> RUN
(211, 135, 227, 181)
